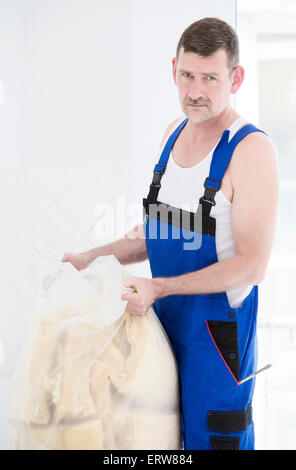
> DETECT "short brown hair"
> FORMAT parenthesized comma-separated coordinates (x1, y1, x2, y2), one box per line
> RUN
(176, 17, 239, 71)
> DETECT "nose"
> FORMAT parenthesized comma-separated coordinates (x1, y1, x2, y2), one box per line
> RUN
(188, 78, 206, 101)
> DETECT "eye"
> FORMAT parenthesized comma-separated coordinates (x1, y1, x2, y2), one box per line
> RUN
(183, 72, 193, 78)
(207, 75, 216, 81)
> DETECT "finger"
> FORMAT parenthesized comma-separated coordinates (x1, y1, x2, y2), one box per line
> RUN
(125, 302, 146, 315)
(61, 253, 69, 262)
(123, 300, 145, 311)
(122, 280, 139, 295)
(125, 308, 145, 316)
(121, 293, 143, 303)
(122, 278, 136, 288)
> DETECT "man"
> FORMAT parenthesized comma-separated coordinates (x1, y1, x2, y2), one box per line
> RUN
(63, 18, 278, 450)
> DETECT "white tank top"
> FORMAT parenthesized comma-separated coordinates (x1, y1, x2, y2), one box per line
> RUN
(156, 115, 252, 309)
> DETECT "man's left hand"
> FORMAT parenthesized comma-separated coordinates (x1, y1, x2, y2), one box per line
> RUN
(121, 277, 160, 316)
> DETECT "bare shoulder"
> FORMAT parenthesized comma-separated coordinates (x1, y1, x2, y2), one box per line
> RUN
(236, 129, 277, 152)
(159, 115, 184, 148)
(229, 129, 279, 182)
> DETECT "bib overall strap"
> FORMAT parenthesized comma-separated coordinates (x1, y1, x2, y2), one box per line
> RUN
(199, 124, 267, 217)
(147, 118, 188, 202)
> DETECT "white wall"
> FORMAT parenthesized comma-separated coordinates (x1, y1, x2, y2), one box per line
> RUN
(0, 0, 25, 449)
(22, 0, 132, 168)
(0, 0, 23, 167)
(0, 0, 236, 449)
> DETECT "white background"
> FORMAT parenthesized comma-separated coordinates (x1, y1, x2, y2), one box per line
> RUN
(3, 0, 293, 451)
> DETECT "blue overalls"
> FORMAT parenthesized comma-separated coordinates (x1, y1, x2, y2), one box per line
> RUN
(143, 118, 265, 450)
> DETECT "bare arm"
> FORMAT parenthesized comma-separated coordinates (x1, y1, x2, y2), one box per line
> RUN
(62, 223, 147, 269)
(85, 224, 147, 266)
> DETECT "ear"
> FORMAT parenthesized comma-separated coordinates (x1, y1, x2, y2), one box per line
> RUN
(230, 65, 245, 94)
(172, 57, 177, 85)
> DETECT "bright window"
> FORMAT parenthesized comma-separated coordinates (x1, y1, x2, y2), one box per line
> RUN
(237, 0, 296, 450)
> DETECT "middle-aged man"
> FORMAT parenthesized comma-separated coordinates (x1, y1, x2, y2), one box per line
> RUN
(63, 18, 279, 450)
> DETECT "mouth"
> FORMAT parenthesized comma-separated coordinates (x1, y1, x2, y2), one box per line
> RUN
(187, 104, 207, 108)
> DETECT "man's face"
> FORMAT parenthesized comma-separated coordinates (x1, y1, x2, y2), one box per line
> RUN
(172, 47, 242, 123)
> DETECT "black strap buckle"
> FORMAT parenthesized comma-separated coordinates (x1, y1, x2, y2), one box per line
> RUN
(152, 172, 162, 186)
(151, 164, 167, 186)
(199, 194, 216, 206)
(199, 177, 222, 206)
(147, 164, 167, 202)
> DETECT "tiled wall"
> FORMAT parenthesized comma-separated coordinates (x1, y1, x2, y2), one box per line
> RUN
(23, 166, 129, 301)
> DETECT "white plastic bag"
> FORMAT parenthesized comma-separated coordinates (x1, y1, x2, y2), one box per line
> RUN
(7, 255, 181, 450)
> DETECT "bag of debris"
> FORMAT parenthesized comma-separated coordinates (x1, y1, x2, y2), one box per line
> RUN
(7, 255, 181, 450)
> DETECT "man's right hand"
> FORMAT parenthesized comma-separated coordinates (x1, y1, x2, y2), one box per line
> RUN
(61, 252, 92, 271)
